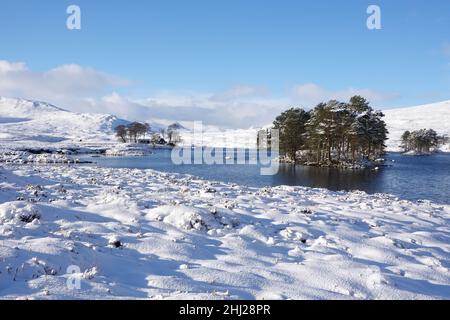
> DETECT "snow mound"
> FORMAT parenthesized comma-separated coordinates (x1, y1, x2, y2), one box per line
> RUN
(104, 143, 154, 157)
(0, 202, 40, 224)
(146, 205, 238, 231)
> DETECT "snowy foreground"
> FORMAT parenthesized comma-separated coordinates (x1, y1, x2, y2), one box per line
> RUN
(0, 164, 449, 300)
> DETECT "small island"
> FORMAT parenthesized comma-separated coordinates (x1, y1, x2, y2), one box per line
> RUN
(400, 129, 448, 155)
(259, 95, 388, 168)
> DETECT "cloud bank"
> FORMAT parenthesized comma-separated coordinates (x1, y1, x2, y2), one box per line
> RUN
(0, 60, 399, 128)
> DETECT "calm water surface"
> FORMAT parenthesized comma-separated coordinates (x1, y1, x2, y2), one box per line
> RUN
(81, 151, 450, 204)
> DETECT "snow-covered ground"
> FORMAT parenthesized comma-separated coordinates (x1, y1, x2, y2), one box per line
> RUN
(384, 100, 450, 152)
(179, 127, 259, 149)
(0, 163, 449, 299)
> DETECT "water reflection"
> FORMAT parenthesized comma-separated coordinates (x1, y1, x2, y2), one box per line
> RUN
(273, 164, 381, 192)
(81, 151, 450, 204)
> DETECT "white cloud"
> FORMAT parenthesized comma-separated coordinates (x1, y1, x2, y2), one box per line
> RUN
(291, 83, 399, 107)
(0, 60, 129, 108)
(94, 92, 285, 128)
(290, 83, 324, 105)
(0, 61, 27, 73)
(211, 85, 270, 102)
(0, 60, 401, 129)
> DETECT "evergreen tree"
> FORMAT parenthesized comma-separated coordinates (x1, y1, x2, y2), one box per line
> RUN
(349, 95, 371, 113)
(273, 108, 310, 161)
(402, 129, 441, 153)
(273, 95, 388, 165)
(401, 130, 411, 151)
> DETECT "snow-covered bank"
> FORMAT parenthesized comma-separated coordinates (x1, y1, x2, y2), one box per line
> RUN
(0, 164, 449, 300)
(384, 100, 450, 152)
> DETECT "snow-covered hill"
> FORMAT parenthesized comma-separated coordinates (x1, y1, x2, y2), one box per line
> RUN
(0, 97, 127, 149)
(0, 96, 260, 150)
(384, 100, 450, 152)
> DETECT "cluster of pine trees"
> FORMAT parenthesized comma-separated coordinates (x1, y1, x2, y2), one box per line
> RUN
(401, 129, 448, 154)
(266, 96, 388, 166)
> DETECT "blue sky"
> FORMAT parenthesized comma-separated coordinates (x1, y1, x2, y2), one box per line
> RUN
(0, 0, 449, 127)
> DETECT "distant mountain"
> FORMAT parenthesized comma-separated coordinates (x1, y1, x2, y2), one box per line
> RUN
(167, 122, 188, 131)
(0, 97, 68, 117)
(0, 97, 129, 148)
(384, 100, 450, 152)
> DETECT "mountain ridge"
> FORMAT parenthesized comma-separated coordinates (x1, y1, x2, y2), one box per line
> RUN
(0, 97, 128, 147)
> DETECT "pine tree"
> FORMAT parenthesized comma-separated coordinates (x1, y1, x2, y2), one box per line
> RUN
(402, 129, 440, 153)
(273, 108, 310, 162)
(401, 130, 411, 151)
(273, 95, 388, 166)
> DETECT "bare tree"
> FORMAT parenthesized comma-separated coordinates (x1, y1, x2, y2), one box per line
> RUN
(114, 125, 128, 143)
(115, 122, 154, 144)
(143, 123, 151, 138)
(167, 123, 182, 144)
(127, 122, 138, 143)
(127, 122, 149, 143)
